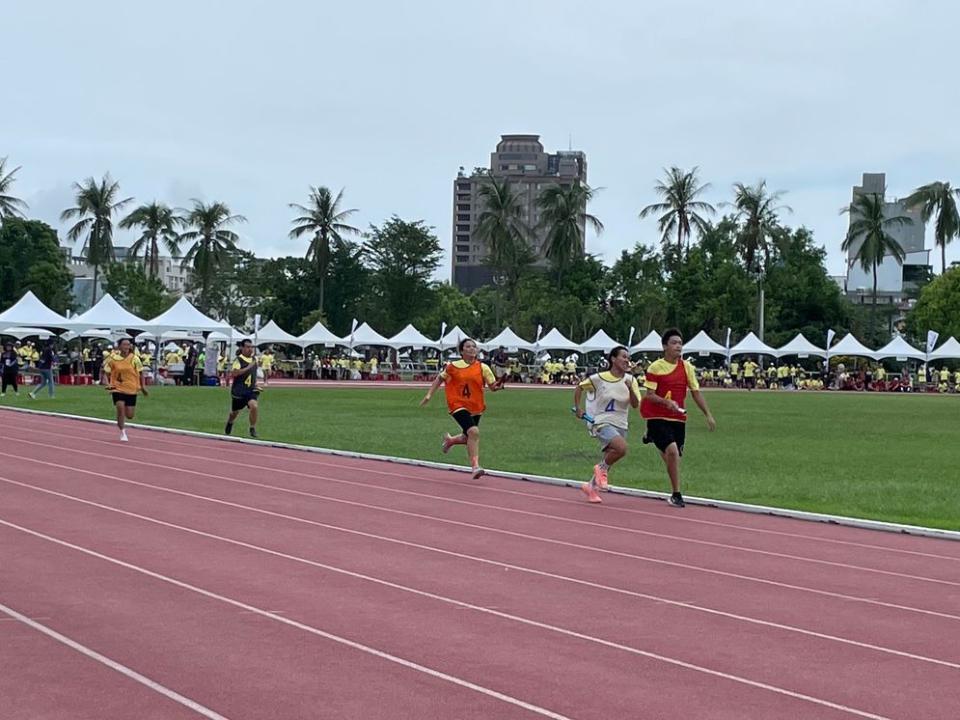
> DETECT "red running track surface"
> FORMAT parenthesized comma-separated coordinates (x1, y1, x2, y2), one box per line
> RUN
(1, 409, 958, 720)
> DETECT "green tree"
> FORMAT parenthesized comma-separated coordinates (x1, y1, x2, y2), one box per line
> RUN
(414, 283, 477, 339)
(289, 187, 360, 314)
(904, 181, 960, 274)
(0, 157, 28, 221)
(179, 200, 246, 310)
(258, 257, 320, 336)
(906, 267, 960, 340)
(323, 239, 371, 335)
(201, 249, 264, 326)
(474, 175, 534, 316)
(841, 191, 912, 327)
(536, 181, 603, 285)
(103, 261, 175, 319)
(119, 202, 183, 278)
(0, 217, 73, 312)
(363, 217, 442, 334)
(639, 166, 715, 255)
(60, 174, 133, 305)
(605, 244, 667, 340)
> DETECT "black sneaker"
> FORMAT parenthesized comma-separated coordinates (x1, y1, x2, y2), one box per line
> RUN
(249, 427, 258, 439)
(642, 435, 652, 445)
(224, 422, 233, 435)
(668, 492, 686, 508)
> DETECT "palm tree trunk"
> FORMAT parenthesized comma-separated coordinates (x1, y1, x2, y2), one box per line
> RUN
(872, 261, 878, 335)
(92, 264, 100, 305)
(942, 243, 947, 275)
(318, 267, 325, 316)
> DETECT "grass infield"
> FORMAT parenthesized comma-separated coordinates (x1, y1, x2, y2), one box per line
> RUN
(4, 384, 958, 531)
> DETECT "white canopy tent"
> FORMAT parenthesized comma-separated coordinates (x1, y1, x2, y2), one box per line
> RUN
(631, 330, 663, 354)
(929, 336, 960, 360)
(386, 324, 438, 350)
(480, 327, 535, 352)
(1, 326, 56, 340)
(581, 329, 622, 353)
(827, 333, 876, 359)
(682, 330, 727, 356)
(69, 293, 149, 335)
(0, 291, 72, 331)
(144, 297, 232, 336)
(536, 327, 580, 352)
(298, 321, 346, 349)
(254, 319, 303, 347)
(206, 328, 251, 343)
(775, 333, 826, 358)
(872, 335, 926, 361)
(438, 325, 470, 350)
(348, 322, 391, 348)
(729, 332, 778, 357)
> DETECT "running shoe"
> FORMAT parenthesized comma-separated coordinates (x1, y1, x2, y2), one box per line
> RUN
(668, 492, 685, 508)
(224, 422, 233, 435)
(120, 430, 128, 443)
(441, 433, 453, 454)
(249, 427, 258, 439)
(593, 464, 609, 491)
(580, 482, 602, 504)
(471, 466, 485, 479)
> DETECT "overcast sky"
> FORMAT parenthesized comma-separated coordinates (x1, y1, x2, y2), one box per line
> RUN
(4, 0, 959, 279)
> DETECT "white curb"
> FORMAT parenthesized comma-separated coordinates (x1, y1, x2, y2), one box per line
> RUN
(4, 406, 958, 542)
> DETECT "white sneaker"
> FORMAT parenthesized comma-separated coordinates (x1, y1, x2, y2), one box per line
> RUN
(120, 431, 128, 442)
(471, 466, 485, 479)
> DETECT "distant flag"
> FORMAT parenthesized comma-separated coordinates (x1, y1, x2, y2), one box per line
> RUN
(725, 327, 732, 366)
(825, 329, 836, 371)
(627, 326, 636, 349)
(349, 318, 358, 349)
(439, 322, 447, 353)
(927, 330, 940, 355)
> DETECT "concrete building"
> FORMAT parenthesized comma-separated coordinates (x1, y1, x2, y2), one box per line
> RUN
(451, 134, 588, 293)
(841, 173, 930, 306)
(65, 245, 192, 312)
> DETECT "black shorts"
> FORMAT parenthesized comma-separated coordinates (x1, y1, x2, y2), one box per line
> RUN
(645, 419, 686, 455)
(451, 408, 482, 433)
(232, 392, 259, 412)
(112, 393, 137, 407)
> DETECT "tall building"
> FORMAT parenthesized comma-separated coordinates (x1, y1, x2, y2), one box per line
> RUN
(451, 134, 588, 293)
(842, 173, 930, 305)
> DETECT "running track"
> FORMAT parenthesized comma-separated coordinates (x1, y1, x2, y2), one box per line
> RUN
(1, 410, 958, 719)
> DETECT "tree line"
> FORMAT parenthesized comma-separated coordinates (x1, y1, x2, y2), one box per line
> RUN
(2, 156, 959, 347)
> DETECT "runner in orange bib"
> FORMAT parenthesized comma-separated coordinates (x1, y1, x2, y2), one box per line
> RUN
(421, 338, 503, 478)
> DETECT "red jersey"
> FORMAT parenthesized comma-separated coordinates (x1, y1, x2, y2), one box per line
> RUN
(441, 360, 497, 415)
(640, 358, 699, 422)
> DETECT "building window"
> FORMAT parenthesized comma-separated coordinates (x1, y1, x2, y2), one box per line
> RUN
(456, 203, 470, 211)
(524, 164, 536, 171)
(456, 224, 470, 232)
(457, 183, 470, 191)
(456, 255, 469, 263)
(457, 233, 470, 242)
(456, 214, 470, 222)
(457, 194, 470, 202)
(456, 244, 470, 253)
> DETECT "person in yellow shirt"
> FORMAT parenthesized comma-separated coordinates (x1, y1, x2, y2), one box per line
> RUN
(260, 348, 275, 378)
(741, 358, 759, 390)
(226, 339, 261, 438)
(939, 367, 950, 387)
(105, 338, 148, 442)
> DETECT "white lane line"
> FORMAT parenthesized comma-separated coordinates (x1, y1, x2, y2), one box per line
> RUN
(7, 411, 960, 562)
(0, 520, 570, 720)
(61, 417, 956, 563)
(4, 453, 959, 623)
(0, 601, 231, 720)
(4, 433, 957, 589)
(0, 519, 897, 720)
(4, 474, 957, 672)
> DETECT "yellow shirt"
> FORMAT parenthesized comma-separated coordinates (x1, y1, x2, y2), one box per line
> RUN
(260, 353, 274, 371)
(108, 353, 142, 394)
(440, 359, 497, 386)
(742, 361, 758, 378)
(643, 358, 700, 391)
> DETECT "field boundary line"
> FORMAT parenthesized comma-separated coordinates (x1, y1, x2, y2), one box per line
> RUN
(3, 406, 958, 542)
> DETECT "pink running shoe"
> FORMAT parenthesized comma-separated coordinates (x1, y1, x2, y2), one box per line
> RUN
(441, 433, 454, 454)
(580, 482, 602, 503)
(593, 464, 609, 491)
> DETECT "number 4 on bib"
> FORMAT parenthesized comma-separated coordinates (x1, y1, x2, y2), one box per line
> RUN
(605, 399, 616, 412)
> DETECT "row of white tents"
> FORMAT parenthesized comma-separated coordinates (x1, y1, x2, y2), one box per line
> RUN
(2, 290, 960, 361)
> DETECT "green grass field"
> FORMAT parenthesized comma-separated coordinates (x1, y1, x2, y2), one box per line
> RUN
(3, 384, 958, 530)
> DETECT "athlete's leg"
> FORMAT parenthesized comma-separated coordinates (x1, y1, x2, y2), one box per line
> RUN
(660, 443, 681, 493)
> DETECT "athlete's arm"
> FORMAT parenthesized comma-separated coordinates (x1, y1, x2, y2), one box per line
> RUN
(690, 390, 716, 431)
(573, 384, 585, 418)
(627, 376, 641, 409)
(643, 388, 680, 413)
(420, 374, 444, 406)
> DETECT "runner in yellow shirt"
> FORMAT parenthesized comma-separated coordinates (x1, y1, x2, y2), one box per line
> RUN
(104, 338, 148, 442)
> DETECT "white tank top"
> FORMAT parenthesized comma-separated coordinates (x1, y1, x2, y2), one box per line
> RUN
(585, 372, 640, 431)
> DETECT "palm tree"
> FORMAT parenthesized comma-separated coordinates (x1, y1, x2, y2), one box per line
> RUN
(729, 180, 792, 274)
(178, 200, 246, 304)
(536, 181, 603, 285)
(0, 157, 29, 221)
(60, 174, 133, 304)
(639, 166, 715, 254)
(841, 191, 913, 324)
(289, 187, 360, 314)
(119, 202, 183, 278)
(904, 181, 960, 274)
(475, 175, 534, 310)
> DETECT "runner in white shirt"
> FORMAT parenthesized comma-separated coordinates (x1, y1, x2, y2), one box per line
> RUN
(572, 345, 641, 503)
